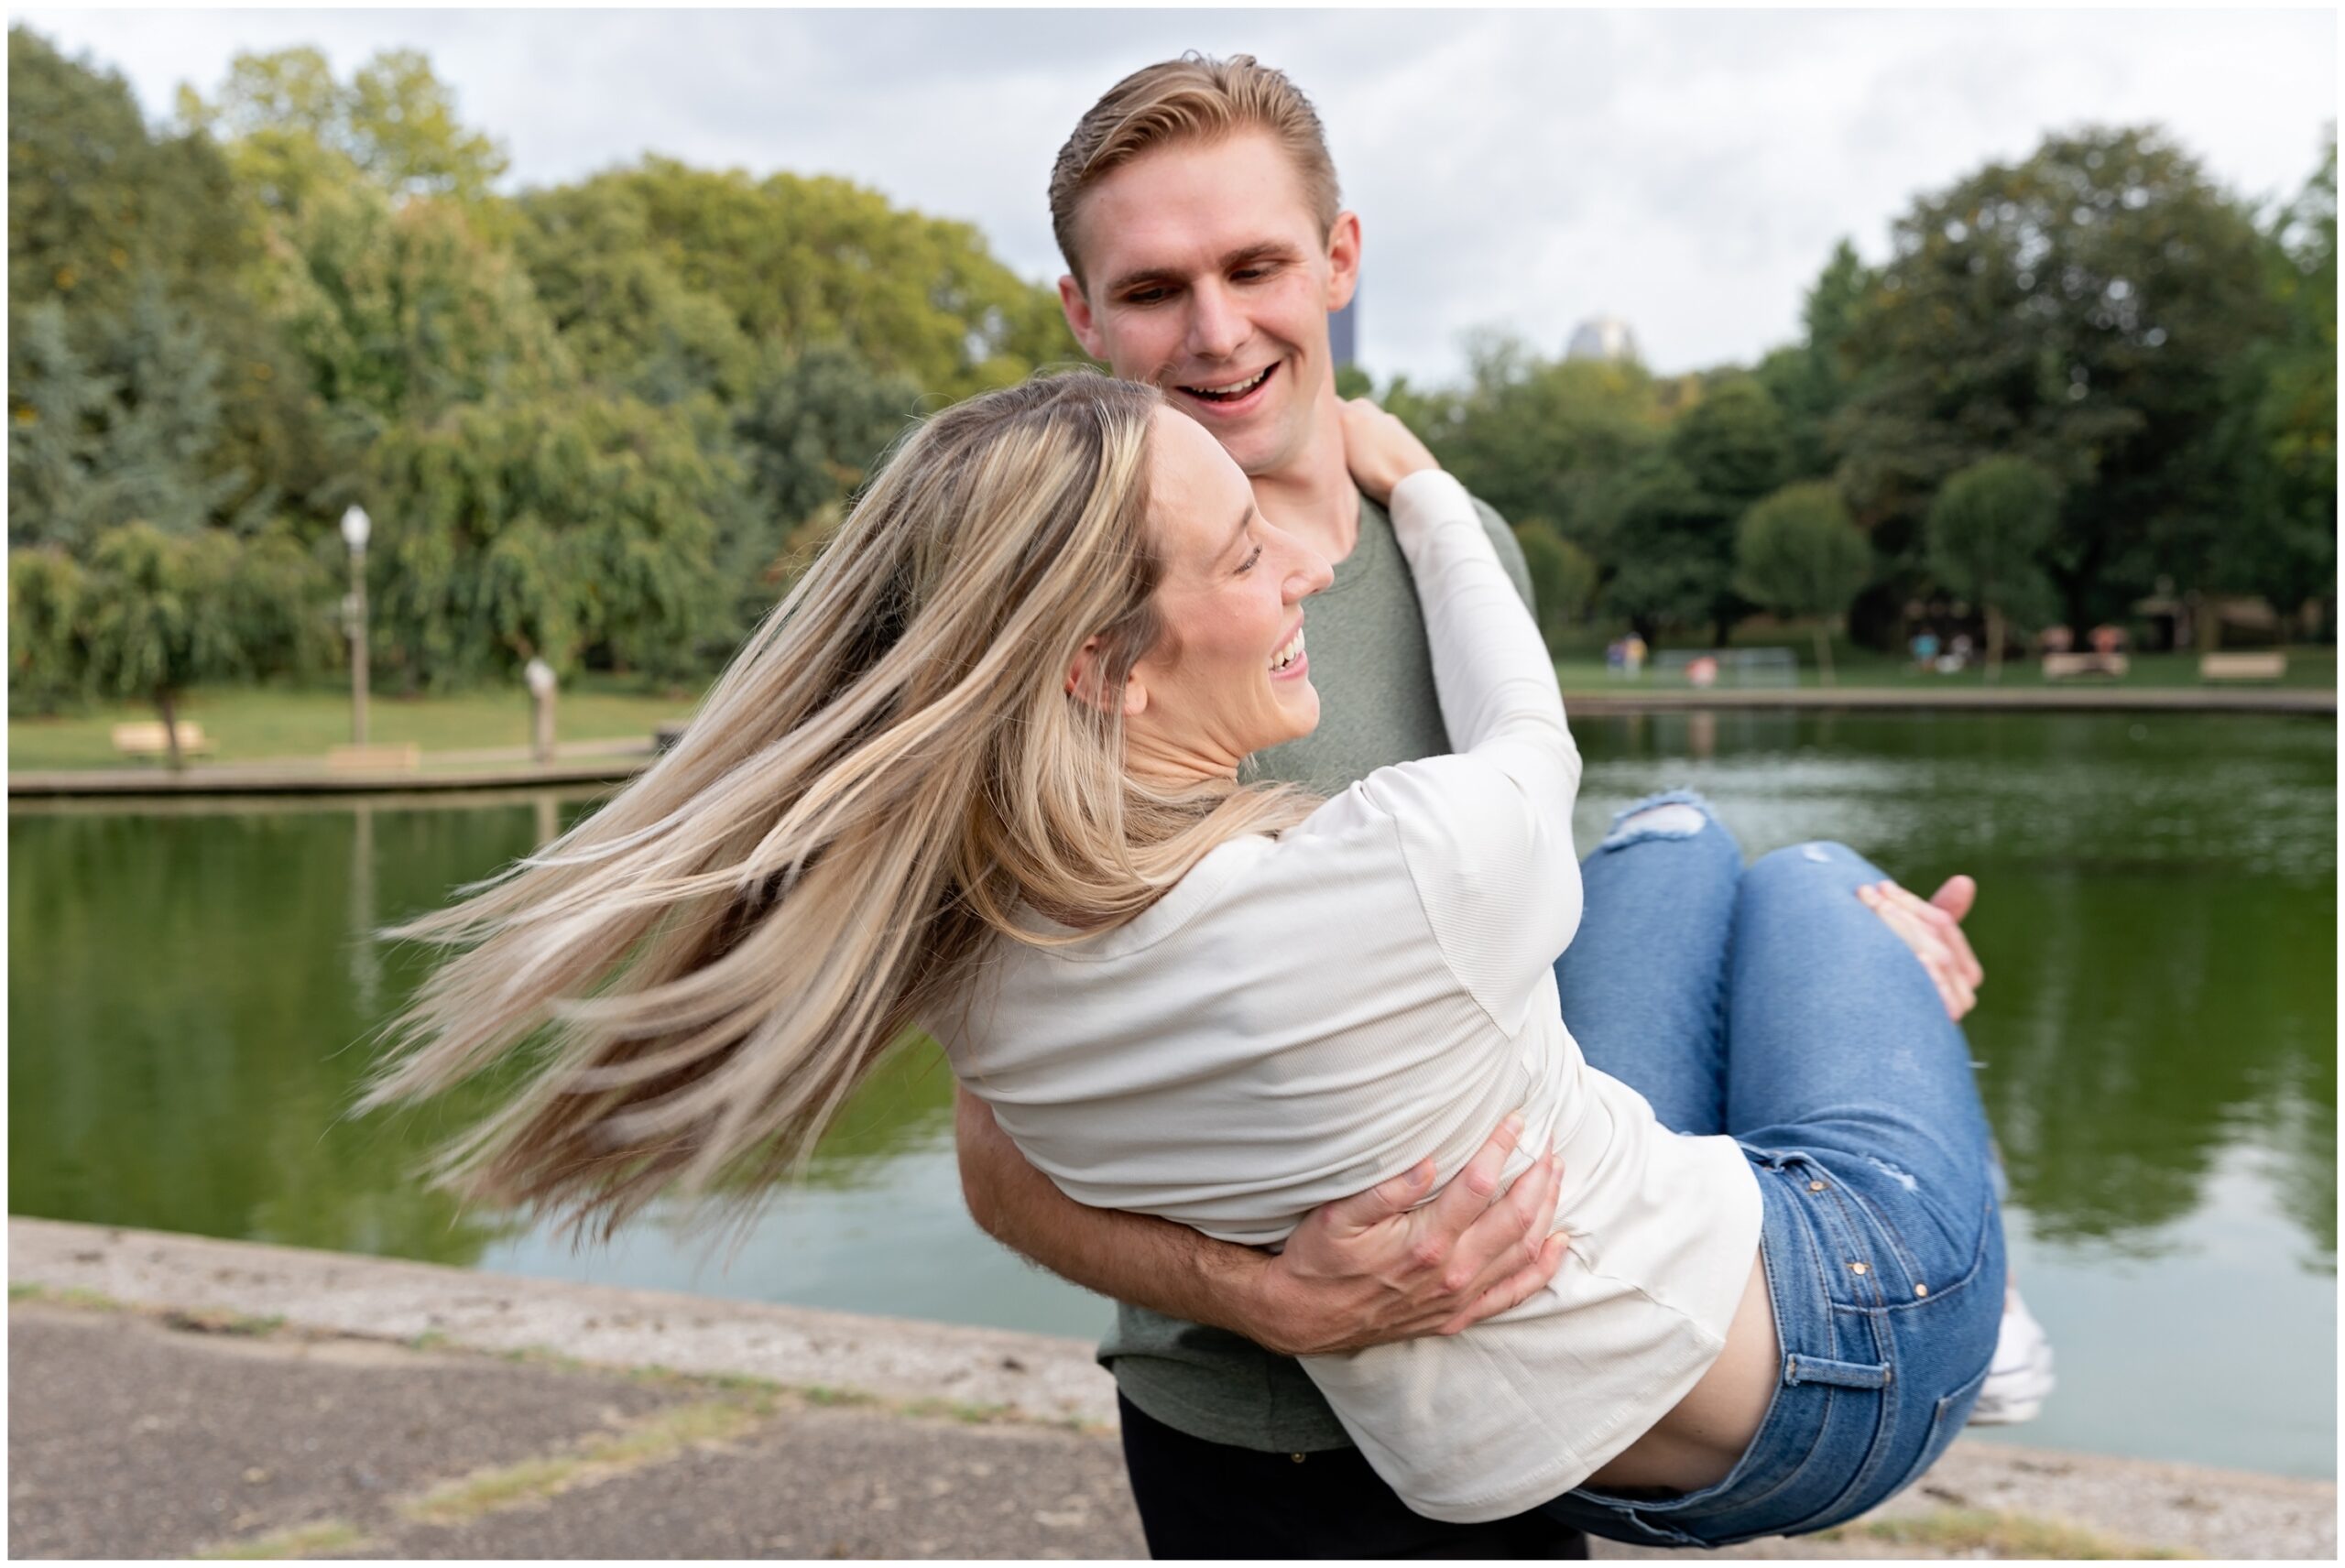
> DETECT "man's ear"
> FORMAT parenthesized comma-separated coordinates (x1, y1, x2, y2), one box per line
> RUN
(1325, 210, 1362, 312)
(1058, 275, 1108, 362)
(1066, 636, 1149, 716)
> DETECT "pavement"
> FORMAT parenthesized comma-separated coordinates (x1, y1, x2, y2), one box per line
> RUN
(9, 1219, 2336, 1561)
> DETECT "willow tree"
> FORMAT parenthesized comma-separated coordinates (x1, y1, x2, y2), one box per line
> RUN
(367, 389, 741, 690)
(74, 522, 333, 768)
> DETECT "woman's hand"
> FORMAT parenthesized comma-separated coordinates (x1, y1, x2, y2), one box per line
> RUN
(1859, 875, 1986, 1020)
(1340, 397, 1441, 506)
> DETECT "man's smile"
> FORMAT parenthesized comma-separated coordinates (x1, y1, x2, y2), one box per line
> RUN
(1173, 361, 1280, 415)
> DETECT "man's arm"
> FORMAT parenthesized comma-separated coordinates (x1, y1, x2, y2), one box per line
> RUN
(956, 1087, 1566, 1357)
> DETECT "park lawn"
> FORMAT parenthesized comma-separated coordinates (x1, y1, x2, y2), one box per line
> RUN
(8, 677, 704, 772)
(12, 648, 2333, 772)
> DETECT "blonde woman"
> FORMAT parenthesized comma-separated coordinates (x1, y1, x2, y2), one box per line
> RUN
(365, 371, 2023, 1544)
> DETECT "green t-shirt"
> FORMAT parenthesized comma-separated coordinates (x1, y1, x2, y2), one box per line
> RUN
(1097, 487, 1536, 1453)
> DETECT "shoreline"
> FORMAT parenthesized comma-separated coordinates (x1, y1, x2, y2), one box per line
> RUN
(9, 684, 2332, 800)
(10, 1217, 2334, 1560)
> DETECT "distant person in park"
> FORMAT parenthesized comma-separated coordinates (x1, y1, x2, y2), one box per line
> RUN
(361, 53, 2046, 1560)
(361, 367, 2050, 1555)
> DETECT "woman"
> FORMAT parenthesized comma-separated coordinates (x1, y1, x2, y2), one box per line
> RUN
(364, 371, 2024, 1545)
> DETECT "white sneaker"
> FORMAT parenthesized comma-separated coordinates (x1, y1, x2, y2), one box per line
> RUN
(1968, 1286, 2056, 1425)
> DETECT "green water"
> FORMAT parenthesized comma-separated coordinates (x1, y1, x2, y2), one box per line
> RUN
(9, 713, 2335, 1478)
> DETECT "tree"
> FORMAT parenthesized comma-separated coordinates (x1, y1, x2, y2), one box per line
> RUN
(74, 522, 333, 768)
(1834, 125, 2275, 626)
(9, 27, 333, 539)
(1589, 376, 1793, 644)
(366, 390, 743, 690)
(7, 285, 258, 552)
(178, 46, 507, 209)
(8, 546, 84, 714)
(1512, 523, 1598, 650)
(8, 27, 255, 328)
(556, 158, 1073, 399)
(2201, 131, 2337, 629)
(1755, 238, 1873, 480)
(1598, 453, 1729, 643)
(1926, 456, 2061, 681)
(1412, 332, 1666, 549)
(511, 177, 757, 405)
(1734, 482, 1871, 683)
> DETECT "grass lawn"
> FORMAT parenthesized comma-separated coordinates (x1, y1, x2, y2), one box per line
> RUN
(12, 646, 2334, 772)
(8, 676, 702, 772)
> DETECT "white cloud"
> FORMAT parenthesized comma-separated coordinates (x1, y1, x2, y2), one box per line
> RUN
(17, 7, 2333, 382)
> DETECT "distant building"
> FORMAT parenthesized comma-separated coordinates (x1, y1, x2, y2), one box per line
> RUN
(1330, 290, 1358, 369)
(1566, 314, 1641, 365)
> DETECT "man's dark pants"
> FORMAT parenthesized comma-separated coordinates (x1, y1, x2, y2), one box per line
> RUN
(1118, 1394, 1592, 1559)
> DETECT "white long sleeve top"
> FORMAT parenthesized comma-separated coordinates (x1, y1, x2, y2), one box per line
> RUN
(938, 470, 1764, 1522)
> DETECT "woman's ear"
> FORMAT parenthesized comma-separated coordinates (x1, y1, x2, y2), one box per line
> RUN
(1068, 637, 1150, 717)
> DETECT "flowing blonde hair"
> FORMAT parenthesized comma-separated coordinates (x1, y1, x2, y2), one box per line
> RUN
(355, 371, 1316, 1248)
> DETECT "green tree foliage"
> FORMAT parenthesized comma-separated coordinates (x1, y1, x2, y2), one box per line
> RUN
(511, 177, 758, 405)
(1512, 524, 1598, 649)
(178, 45, 507, 209)
(1409, 332, 1666, 547)
(8, 287, 253, 551)
(1927, 456, 2061, 680)
(543, 158, 1073, 399)
(1734, 482, 1871, 683)
(7, 27, 252, 325)
(2201, 132, 2336, 626)
(73, 521, 333, 766)
(1835, 125, 2275, 626)
(1599, 376, 1793, 642)
(8, 27, 333, 539)
(1755, 239, 1872, 480)
(366, 391, 741, 690)
(8, 546, 85, 714)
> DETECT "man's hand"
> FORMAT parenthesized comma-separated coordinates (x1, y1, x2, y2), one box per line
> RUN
(1247, 1113, 1568, 1357)
(1859, 875, 1987, 1019)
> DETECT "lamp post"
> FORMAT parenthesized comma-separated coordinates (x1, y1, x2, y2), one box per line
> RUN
(340, 505, 371, 746)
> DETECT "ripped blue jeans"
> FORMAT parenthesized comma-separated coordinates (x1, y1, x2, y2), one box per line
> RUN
(1539, 790, 2007, 1547)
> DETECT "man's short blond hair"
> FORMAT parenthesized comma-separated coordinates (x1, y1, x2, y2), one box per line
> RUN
(1049, 53, 1341, 289)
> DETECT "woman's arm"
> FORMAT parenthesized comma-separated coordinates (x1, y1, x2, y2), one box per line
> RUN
(1343, 401, 1585, 1015)
(954, 1087, 1567, 1356)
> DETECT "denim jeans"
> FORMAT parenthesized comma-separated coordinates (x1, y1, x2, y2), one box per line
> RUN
(1536, 790, 2007, 1547)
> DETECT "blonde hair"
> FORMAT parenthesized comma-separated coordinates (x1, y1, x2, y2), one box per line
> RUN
(1050, 53, 1342, 288)
(357, 370, 1317, 1247)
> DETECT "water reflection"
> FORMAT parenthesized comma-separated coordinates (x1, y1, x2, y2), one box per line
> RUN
(7, 713, 2335, 1473)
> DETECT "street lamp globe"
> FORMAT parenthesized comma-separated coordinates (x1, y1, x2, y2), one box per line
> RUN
(340, 505, 372, 553)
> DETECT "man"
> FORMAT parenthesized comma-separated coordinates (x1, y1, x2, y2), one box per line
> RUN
(954, 52, 1996, 1559)
(954, 53, 1590, 1559)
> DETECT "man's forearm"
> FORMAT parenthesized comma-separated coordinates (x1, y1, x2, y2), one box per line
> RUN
(954, 1086, 1291, 1345)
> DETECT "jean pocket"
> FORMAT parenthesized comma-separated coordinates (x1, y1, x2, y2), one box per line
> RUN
(1876, 1355, 1993, 1506)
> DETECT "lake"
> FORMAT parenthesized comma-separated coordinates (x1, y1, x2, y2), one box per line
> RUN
(10, 710, 2334, 1479)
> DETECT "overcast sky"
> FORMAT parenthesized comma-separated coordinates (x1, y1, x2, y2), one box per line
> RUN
(17, 7, 2337, 385)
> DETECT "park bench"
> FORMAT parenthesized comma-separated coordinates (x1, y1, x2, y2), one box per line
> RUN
(326, 743, 421, 772)
(1654, 648, 1800, 688)
(111, 721, 213, 760)
(2043, 652, 2130, 680)
(2198, 652, 2288, 683)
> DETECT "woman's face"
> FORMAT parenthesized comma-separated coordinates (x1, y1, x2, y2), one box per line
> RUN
(1115, 407, 1333, 780)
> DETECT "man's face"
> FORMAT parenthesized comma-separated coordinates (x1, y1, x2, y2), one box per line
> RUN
(1059, 132, 1360, 481)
